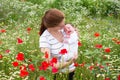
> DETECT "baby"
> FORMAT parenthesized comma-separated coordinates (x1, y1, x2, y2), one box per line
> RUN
(61, 24, 78, 62)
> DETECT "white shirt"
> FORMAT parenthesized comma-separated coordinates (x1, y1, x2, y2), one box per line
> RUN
(39, 29, 78, 73)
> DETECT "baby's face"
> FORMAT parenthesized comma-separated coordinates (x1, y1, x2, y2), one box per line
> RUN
(64, 24, 74, 35)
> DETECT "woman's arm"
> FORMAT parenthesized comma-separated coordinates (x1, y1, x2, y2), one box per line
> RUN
(40, 47, 74, 69)
(54, 58, 74, 69)
(40, 47, 51, 61)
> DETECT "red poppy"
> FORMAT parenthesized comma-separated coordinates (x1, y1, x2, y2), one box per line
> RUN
(94, 32, 100, 37)
(95, 63, 99, 66)
(16, 52, 24, 61)
(79, 62, 85, 67)
(106, 63, 110, 66)
(50, 57, 57, 64)
(0, 29, 6, 33)
(59, 49, 67, 55)
(78, 41, 82, 46)
(39, 76, 46, 80)
(117, 41, 120, 45)
(12, 61, 19, 67)
(118, 74, 120, 80)
(5, 49, 10, 53)
(45, 51, 49, 59)
(0, 54, 3, 59)
(26, 27, 32, 34)
(27, 27, 32, 32)
(17, 38, 23, 44)
(89, 66, 94, 70)
(52, 67, 58, 74)
(104, 48, 111, 53)
(95, 44, 102, 48)
(20, 70, 29, 77)
(39, 61, 49, 71)
(105, 77, 110, 80)
(28, 64, 35, 71)
(74, 62, 79, 67)
(99, 65, 104, 69)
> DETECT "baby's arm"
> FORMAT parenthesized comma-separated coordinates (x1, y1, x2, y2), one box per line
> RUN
(72, 41, 79, 60)
(69, 32, 79, 60)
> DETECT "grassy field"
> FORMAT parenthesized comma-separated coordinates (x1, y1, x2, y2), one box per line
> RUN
(0, 0, 120, 80)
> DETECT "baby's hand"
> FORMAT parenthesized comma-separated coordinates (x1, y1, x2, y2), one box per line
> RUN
(65, 53, 78, 62)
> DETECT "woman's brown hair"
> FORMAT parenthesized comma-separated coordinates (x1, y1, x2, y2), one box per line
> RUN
(39, 9, 65, 36)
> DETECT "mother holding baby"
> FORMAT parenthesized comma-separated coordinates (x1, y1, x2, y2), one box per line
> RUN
(39, 8, 79, 80)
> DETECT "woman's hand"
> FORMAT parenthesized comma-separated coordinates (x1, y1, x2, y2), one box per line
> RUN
(55, 56, 76, 69)
(70, 53, 78, 63)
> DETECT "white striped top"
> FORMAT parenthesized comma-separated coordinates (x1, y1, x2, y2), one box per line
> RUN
(39, 29, 78, 73)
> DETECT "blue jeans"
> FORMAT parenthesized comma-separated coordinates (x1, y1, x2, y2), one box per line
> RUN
(54, 71, 74, 80)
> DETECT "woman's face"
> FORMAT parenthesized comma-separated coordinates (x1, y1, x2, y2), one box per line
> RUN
(50, 19, 65, 31)
(57, 19, 65, 30)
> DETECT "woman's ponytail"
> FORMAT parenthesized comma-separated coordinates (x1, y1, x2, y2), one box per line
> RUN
(39, 17, 47, 36)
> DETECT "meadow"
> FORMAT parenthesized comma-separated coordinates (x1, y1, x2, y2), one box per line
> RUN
(0, 0, 120, 80)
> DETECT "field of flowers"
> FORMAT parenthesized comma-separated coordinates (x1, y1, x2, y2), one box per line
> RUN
(0, 0, 120, 80)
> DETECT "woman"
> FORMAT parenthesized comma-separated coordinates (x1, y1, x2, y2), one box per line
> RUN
(39, 8, 79, 80)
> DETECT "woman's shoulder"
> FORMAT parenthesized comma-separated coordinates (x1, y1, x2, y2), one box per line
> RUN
(40, 29, 50, 38)
(40, 30, 55, 43)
